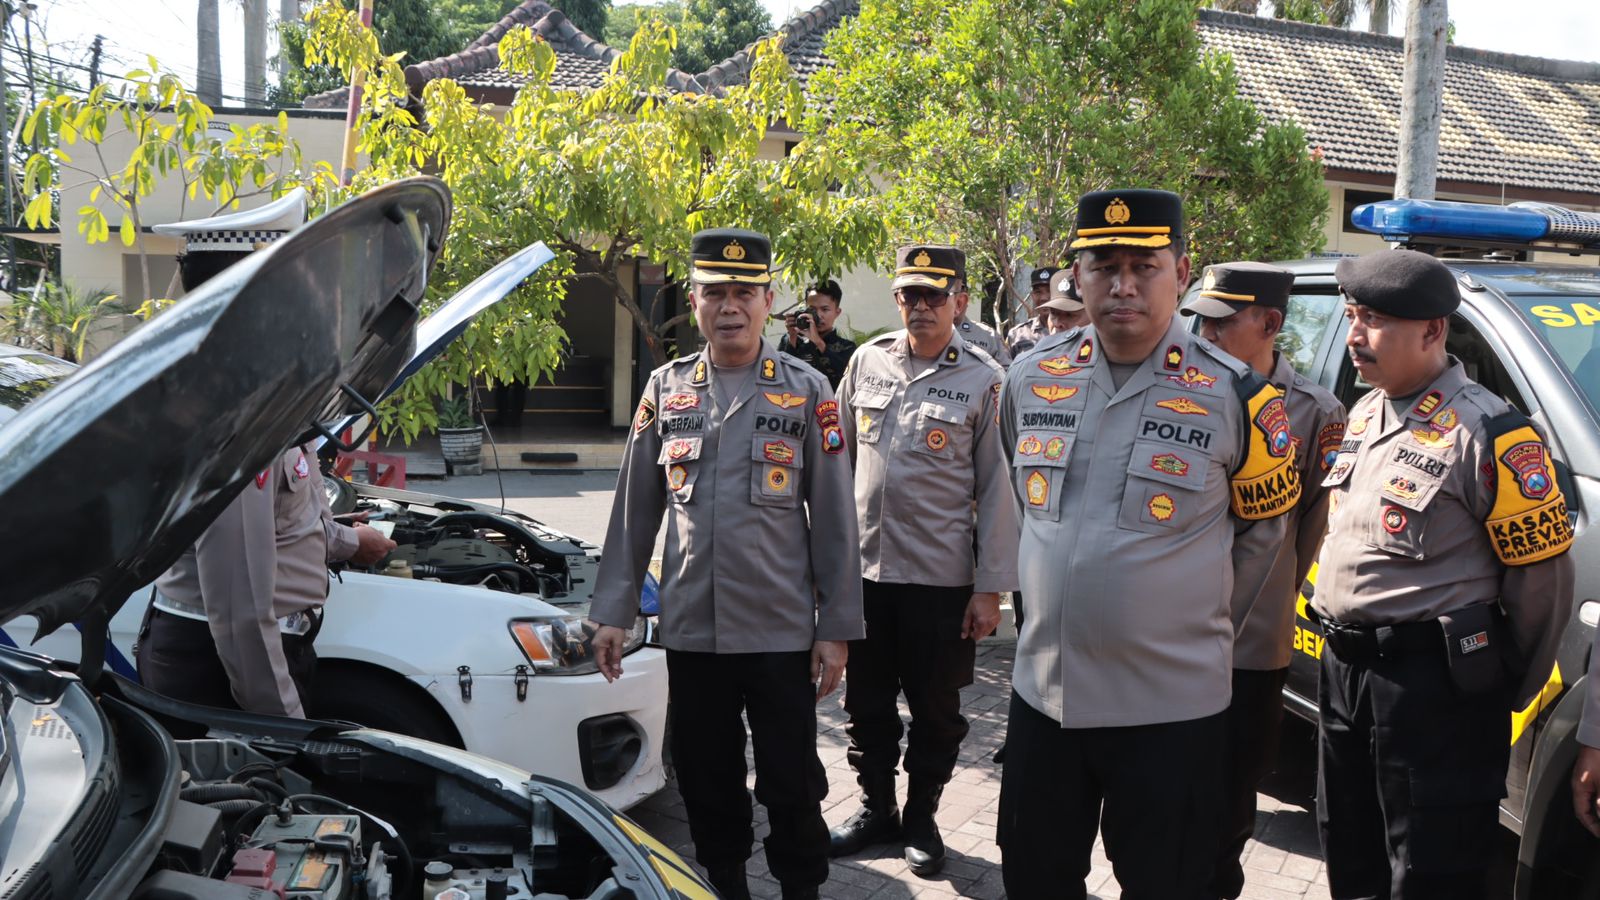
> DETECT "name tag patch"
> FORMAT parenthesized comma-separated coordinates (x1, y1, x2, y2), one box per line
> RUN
(1394, 445, 1447, 478)
(1139, 418, 1214, 450)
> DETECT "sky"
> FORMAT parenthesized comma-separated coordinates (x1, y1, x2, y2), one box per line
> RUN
(11, 0, 1600, 104)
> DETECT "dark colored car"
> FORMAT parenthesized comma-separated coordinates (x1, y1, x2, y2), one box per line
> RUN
(1234, 200, 1600, 898)
(0, 177, 712, 900)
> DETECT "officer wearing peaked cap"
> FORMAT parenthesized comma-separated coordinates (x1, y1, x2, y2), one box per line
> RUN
(1039, 269, 1089, 335)
(1005, 266, 1058, 356)
(1315, 249, 1573, 899)
(137, 188, 397, 718)
(828, 243, 1019, 876)
(930, 247, 1010, 366)
(1181, 262, 1347, 900)
(996, 189, 1299, 899)
(590, 228, 863, 900)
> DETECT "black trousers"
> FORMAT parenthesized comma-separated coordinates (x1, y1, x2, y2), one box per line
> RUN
(842, 580, 976, 785)
(135, 607, 318, 710)
(665, 649, 829, 888)
(998, 691, 1227, 900)
(1317, 636, 1510, 900)
(1212, 666, 1289, 899)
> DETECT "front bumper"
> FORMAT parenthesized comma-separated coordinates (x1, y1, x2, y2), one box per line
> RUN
(412, 646, 669, 810)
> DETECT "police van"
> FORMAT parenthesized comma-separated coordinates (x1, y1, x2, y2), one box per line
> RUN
(1266, 198, 1600, 897)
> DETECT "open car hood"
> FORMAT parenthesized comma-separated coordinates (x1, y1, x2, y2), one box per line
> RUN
(0, 176, 451, 641)
(321, 240, 557, 445)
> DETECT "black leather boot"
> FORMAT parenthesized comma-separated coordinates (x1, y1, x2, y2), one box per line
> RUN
(705, 862, 751, 900)
(902, 777, 946, 877)
(827, 772, 901, 857)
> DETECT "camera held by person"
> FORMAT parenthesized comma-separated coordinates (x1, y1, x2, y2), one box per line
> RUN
(778, 280, 858, 389)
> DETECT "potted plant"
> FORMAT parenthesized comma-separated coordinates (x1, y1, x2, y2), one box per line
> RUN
(436, 392, 485, 475)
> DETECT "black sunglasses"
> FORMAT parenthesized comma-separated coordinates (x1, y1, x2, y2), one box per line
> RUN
(894, 288, 953, 309)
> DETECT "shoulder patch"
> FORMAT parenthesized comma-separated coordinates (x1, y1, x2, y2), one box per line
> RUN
(1484, 413, 1573, 565)
(816, 400, 845, 454)
(634, 396, 657, 433)
(1230, 378, 1301, 520)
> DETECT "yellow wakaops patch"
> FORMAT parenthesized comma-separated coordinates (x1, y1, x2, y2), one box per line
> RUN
(1231, 382, 1301, 520)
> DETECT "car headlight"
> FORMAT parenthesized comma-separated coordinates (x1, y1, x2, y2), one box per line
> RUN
(508, 614, 648, 676)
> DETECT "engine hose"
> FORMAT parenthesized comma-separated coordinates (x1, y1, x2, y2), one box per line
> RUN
(207, 798, 267, 819)
(414, 561, 539, 593)
(247, 777, 290, 803)
(181, 782, 261, 803)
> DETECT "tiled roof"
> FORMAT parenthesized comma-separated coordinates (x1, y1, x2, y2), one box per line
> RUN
(1197, 9, 1600, 195)
(303, 0, 699, 110)
(696, 0, 858, 95)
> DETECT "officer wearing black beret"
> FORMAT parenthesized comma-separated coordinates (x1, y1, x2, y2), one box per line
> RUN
(1314, 249, 1573, 897)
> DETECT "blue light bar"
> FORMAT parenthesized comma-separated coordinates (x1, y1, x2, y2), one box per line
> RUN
(1351, 198, 1551, 243)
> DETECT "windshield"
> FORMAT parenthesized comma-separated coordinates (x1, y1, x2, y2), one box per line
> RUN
(0, 352, 76, 427)
(1514, 297, 1600, 414)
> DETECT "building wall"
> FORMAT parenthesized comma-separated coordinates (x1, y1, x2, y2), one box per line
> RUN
(58, 109, 348, 302)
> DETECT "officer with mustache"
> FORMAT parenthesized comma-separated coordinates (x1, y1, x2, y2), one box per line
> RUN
(1314, 250, 1573, 899)
(829, 244, 1019, 877)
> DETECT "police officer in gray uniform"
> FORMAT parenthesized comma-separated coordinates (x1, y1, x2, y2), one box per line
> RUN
(1005, 266, 1057, 356)
(137, 190, 396, 717)
(996, 189, 1300, 899)
(1181, 262, 1347, 900)
(1315, 250, 1574, 899)
(828, 244, 1019, 876)
(589, 228, 863, 900)
(954, 280, 1011, 366)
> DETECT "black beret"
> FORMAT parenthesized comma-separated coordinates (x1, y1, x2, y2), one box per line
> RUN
(690, 228, 772, 285)
(1334, 249, 1459, 319)
(1181, 262, 1295, 318)
(1070, 189, 1184, 250)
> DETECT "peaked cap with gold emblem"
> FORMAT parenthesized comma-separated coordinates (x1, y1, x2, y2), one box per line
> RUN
(689, 227, 774, 285)
(1069, 188, 1184, 251)
(1180, 261, 1294, 319)
(891, 244, 965, 292)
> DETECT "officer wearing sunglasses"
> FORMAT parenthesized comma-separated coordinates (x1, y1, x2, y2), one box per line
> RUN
(828, 244, 1019, 877)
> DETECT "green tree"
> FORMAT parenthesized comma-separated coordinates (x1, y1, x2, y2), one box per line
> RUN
(0, 280, 127, 363)
(812, 0, 1328, 327)
(307, 0, 883, 398)
(607, 0, 771, 73)
(271, 0, 460, 105)
(20, 65, 322, 303)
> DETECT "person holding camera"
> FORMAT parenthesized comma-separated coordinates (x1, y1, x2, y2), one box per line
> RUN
(779, 280, 857, 388)
(829, 244, 1019, 878)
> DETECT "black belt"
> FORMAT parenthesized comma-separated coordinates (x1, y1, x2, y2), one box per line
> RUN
(1316, 615, 1442, 662)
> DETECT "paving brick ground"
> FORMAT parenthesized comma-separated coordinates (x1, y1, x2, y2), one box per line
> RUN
(628, 638, 1334, 900)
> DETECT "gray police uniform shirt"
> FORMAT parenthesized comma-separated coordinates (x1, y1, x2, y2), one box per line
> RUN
(1006, 316, 1047, 357)
(156, 444, 358, 718)
(1001, 318, 1299, 728)
(837, 330, 1019, 592)
(590, 340, 865, 652)
(1313, 359, 1574, 708)
(1232, 352, 1347, 671)
(957, 317, 1012, 366)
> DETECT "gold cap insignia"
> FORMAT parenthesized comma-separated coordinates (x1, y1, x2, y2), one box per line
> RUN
(723, 240, 746, 261)
(1105, 198, 1131, 226)
(1202, 268, 1217, 290)
(913, 250, 932, 268)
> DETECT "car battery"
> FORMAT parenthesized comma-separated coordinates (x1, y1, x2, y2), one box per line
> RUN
(247, 815, 362, 900)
